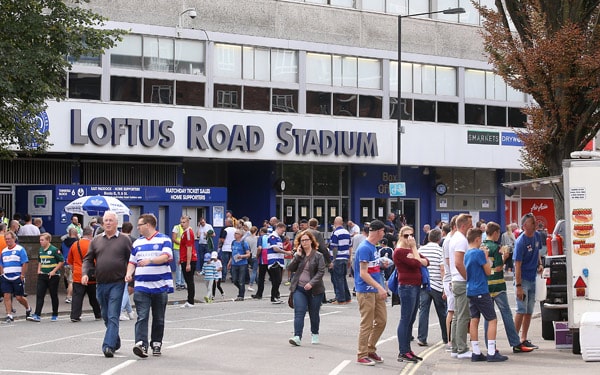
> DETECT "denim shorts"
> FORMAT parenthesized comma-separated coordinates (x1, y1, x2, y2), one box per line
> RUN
(515, 278, 536, 314)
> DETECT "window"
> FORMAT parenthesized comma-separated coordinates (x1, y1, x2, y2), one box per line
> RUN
(359, 95, 382, 118)
(175, 40, 205, 75)
(176, 81, 205, 106)
(508, 107, 527, 128)
(111, 76, 141, 102)
(465, 104, 485, 125)
(357, 58, 381, 89)
(487, 105, 506, 127)
(437, 101, 458, 123)
(243, 86, 270, 111)
(272, 89, 298, 113)
(214, 44, 242, 79)
(271, 49, 298, 83)
(144, 37, 174, 72)
(110, 35, 142, 69)
(308, 53, 380, 89)
(214, 84, 241, 108)
(414, 99, 435, 122)
(68, 73, 101, 100)
(144, 79, 173, 104)
(307, 91, 331, 114)
(243, 46, 270, 81)
(436, 168, 496, 211)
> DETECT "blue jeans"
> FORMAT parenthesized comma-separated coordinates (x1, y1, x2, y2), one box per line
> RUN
(293, 287, 323, 338)
(397, 284, 420, 354)
(249, 257, 258, 285)
(96, 282, 125, 351)
(221, 252, 232, 280)
(197, 243, 209, 271)
(485, 291, 521, 347)
(121, 282, 132, 313)
(417, 288, 448, 344)
(172, 250, 184, 286)
(231, 264, 247, 298)
(133, 291, 168, 347)
(332, 260, 351, 302)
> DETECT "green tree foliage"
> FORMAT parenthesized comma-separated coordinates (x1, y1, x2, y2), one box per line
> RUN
(477, 0, 600, 216)
(0, 0, 122, 157)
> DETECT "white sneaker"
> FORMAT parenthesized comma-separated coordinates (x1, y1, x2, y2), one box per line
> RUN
(127, 311, 135, 320)
(311, 334, 319, 345)
(119, 313, 130, 321)
(181, 302, 195, 308)
(457, 351, 473, 359)
(247, 286, 255, 292)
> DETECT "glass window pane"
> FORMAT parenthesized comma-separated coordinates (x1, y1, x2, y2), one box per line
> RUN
(475, 170, 496, 194)
(176, 81, 205, 106)
(243, 46, 254, 80)
(409, 0, 429, 15)
(413, 63, 422, 94)
(214, 84, 241, 108)
(487, 105, 506, 126)
(507, 85, 525, 102)
(436, 0, 459, 22)
(390, 61, 398, 92)
(73, 54, 101, 67)
(313, 165, 340, 195)
(271, 49, 297, 83)
(460, 0, 480, 25)
(362, 0, 385, 12)
(436, 66, 457, 96)
(495, 75, 507, 100)
(214, 43, 242, 79)
(465, 104, 485, 125)
(508, 107, 527, 128)
(333, 93, 357, 116)
(387, 0, 405, 14)
(175, 40, 204, 75)
(306, 53, 331, 85)
(485, 71, 495, 99)
(332, 55, 342, 86)
(272, 89, 298, 113)
(330, 0, 355, 8)
(465, 69, 485, 98)
(243, 86, 270, 111)
(359, 95, 382, 118)
(255, 48, 271, 81)
(144, 37, 174, 72)
(307, 91, 331, 115)
(437, 101, 458, 123)
(422, 64, 436, 95)
(414, 99, 435, 122)
(144, 79, 173, 104)
(399, 98, 413, 120)
(110, 76, 141, 102)
(69, 73, 101, 100)
(436, 168, 453, 191)
(283, 163, 312, 196)
(453, 195, 474, 210)
(342, 56, 357, 87)
(453, 169, 474, 194)
(358, 58, 381, 89)
(110, 34, 142, 69)
(400, 62, 412, 93)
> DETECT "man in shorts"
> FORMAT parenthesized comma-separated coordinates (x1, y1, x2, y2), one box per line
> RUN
(0, 231, 33, 323)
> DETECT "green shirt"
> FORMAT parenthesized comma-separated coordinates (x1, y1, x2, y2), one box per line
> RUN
(485, 239, 506, 296)
(39, 245, 64, 275)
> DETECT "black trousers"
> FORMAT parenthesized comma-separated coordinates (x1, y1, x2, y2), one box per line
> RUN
(181, 263, 196, 304)
(255, 264, 269, 298)
(35, 274, 60, 316)
(267, 264, 283, 301)
(71, 282, 101, 320)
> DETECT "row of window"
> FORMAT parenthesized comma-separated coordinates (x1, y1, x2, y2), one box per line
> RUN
(284, 0, 495, 26)
(66, 73, 526, 127)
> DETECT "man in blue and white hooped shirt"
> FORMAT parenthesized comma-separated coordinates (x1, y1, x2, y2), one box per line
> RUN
(0, 230, 33, 323)
(330, 216, 352, 304)
(125, 213, 174, 358)
(267, 222, 292, 304)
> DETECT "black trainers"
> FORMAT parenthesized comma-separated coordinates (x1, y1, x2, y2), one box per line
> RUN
(25, 308, 31, 319)
(103, 347, 115, 358)
(398, 352, 419, 363)
(251, 294, 262, 300)
(487, 350, 508, 362)
(152, 343, 162, 356)
(410, 351, 423, 361)
(521, 340, 539, 349)
(133, 341, 148, 358)
(471, 352, 487, 362)
(3, 316, 14, 324)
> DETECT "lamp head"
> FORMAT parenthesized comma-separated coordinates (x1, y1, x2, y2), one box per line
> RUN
(188, 10, 197, 19)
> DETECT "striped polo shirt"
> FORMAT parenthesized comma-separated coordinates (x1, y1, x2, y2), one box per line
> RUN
(0, 245, 29, 280)
(418, 242, 444, 292)
(130, 232, 174, 294)
(330, 226, 351, 260)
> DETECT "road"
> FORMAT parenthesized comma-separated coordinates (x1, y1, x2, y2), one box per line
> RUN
(1, 276, 599, 374)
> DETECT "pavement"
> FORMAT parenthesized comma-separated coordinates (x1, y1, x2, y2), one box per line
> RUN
(9, 272, 287, 320)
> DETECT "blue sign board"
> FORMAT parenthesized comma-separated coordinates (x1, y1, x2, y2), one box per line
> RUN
(501, 132, 523, 146)
(389, 182, 406, 197)
(56, 185, 227, 202)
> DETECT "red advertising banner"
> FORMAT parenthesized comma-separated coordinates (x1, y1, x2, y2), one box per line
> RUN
(521, 198, 556, 232)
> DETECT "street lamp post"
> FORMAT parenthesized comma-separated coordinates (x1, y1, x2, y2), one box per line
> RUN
(396, 7, 465, 216)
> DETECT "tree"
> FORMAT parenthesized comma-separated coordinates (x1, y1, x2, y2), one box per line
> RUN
(476, 0, 600, 218)
(0, 0, 122, 158)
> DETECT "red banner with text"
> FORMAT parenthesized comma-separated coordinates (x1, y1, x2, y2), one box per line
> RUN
(521, 198, 556, 233)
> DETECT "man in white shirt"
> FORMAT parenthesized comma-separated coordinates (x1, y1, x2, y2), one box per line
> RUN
(347, 220, 360, 237)
(196, 217, 214, 272)
(219, 218, 236, 281)
(448, 213, 473, 359)
(18, 214, 40, 236)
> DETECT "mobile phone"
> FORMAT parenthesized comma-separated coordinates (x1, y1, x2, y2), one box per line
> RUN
(521, 293, 526, 301)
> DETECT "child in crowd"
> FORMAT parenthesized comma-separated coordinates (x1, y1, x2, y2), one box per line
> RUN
(203, 252, 217, 303)
(212, 252, 225, 299)
(464, 228, 508, 362)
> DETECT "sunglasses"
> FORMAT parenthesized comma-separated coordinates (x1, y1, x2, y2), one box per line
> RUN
(402, 233, 414, 239)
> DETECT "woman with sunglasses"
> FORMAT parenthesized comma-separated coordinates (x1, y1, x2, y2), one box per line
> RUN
(393, 226, 429, 363)
(287, 230, 326, 346)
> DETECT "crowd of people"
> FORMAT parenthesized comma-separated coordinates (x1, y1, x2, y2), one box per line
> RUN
(0, 207, 544, 367)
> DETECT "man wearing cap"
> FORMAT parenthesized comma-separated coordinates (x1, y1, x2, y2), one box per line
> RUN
(354, 220, 388, 366)
(513, 213, 543, 351)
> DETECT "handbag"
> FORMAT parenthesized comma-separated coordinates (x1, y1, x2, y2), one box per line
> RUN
(288, 291, 294, 308)
(421, 265, 431, 291)
(387, 269, 400, 306)
(77, 241, 96, 281)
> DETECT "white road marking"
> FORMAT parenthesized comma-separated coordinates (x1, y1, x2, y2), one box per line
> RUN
(328, 360, 351, 375)
(166, 328, 243, 349)
(18, 330, 106, 349)
(275, 310, 340, 324)
(101, 359, 136, 375)
(0, 371, 87, 375)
